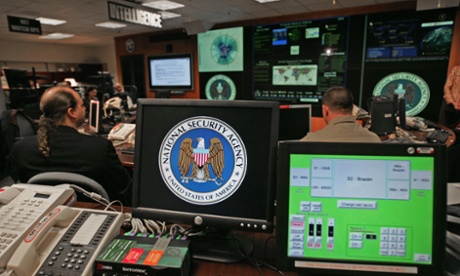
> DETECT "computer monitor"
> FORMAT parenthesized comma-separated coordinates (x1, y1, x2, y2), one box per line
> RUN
(276, 141, 447, 275)
(279, 104, 312, 140)
(4, 68, 39, 109)
(4, 68, 30, 89)
(88, 99, 100, 133)
(132, 98, 279, 262)
(369, 98, 397, 136)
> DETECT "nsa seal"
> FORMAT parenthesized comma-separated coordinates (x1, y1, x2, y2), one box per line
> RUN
(205, 74, 237, 100)
(125, 38, 135, 53)
(159, 116, 247, 205)
(372, 72, 430, 116)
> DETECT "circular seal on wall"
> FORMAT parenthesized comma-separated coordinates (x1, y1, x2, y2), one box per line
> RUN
(211, 34, 238, 65)
(372, 72, 430, 116)
(125, 38, 135, 53)
(205, 74, 237, 100)
(158, 116, 247, 205)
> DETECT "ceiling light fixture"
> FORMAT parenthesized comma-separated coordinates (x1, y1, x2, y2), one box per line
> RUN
(159, 11, 182, 19)
(39, 33, 74, 40)
(333, 0, 336, 4)
(254, 0, 282, 3)
(36, 17, 66, 26)
(437, 0, 441, 8)
(95, 22, 127, 29)
(142, 0, 184, 10)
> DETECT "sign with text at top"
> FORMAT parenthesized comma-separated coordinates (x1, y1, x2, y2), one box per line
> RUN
(7, 15, 42, 35)
(107, 1, 162, 28)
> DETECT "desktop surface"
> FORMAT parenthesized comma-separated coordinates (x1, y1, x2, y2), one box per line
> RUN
(73, 201, 298, 275)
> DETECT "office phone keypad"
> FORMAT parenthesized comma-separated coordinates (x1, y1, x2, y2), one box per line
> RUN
(0, 201, 45, 266)
(35, 211, 117, 276)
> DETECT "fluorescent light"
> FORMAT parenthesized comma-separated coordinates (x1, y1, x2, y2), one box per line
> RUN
(159, 11, 181, 19)
(39, 33, 74, 40)
(95, 22, 127, 29)
(36, 17, 66, 26)
(142, 0, 184, 10)
(254, 0, 282, 2)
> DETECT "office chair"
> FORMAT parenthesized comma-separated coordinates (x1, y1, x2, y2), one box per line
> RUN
(123, 85, 139, 104)
(27, 172, 110, 201)
(0, 110, 37, 176)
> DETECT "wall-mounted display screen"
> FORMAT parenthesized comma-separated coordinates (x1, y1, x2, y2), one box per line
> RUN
(366, 9, 454, 62)
(147, 53, 194, 91)
(198, 27, 244, 72)
(252, 17, 350, 103)
(362, 8, 456, 121)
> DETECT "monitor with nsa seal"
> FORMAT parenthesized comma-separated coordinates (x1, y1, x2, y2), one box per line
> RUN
(131, 98, 279, 263)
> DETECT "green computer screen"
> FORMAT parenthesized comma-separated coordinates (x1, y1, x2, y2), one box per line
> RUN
(287, 153, 434, 265)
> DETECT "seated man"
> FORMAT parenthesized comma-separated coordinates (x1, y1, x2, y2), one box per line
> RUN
(10, 86, 132, 203)
(114, 82, 136, 111)
(301, 86, 381, 142)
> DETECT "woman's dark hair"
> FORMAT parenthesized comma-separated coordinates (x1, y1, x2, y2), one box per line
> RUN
(84, 86, 96, 98)
(37, 89, 77, 156)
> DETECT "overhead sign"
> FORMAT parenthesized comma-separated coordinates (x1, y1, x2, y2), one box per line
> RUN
(7, 16, 42, 35)
(107, 1, 162, 28)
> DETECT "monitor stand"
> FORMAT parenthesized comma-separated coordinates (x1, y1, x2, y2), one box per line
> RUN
(190, 229, 254, 263)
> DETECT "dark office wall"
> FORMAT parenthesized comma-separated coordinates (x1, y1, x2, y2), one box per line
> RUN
(114, 29, 200, 99)
(120, 55, 146, 98)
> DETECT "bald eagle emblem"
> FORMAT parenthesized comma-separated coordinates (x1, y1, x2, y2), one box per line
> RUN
(179, 137, 224, 184)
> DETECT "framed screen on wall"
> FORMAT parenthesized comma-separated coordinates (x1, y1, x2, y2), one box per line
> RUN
(147, 53, 194, 91)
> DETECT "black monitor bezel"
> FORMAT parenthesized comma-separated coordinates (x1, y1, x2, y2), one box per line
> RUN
(276, 141, 447, 275)
(278, 104, 312, 141)
(88, 99, 100, 133)
(132, 98, 280, 233)
(147, 53, 194, 91)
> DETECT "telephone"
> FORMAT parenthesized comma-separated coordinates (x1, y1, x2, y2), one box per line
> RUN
(405, 116, 428, 130)
(0, 184, 76, 270)
(108, 123, 135, 146)
(5, 205, 123, 276)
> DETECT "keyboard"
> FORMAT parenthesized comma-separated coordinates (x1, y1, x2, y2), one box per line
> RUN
(427, 130, 450, 144)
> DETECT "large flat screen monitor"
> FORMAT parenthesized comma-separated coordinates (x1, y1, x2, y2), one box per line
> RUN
(276, 141, 447, 275)
(252, 17, 349, 103)
(132, 98, 279, 262)
(147, 53, 194, 93)
(279, 104, 312, 141)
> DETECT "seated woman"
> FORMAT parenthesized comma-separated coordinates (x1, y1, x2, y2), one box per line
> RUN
(83, 86, 98, 117)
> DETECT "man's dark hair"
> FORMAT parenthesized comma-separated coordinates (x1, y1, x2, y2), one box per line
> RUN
(37, 88, 77, 157)
(322, 86, 354, 114)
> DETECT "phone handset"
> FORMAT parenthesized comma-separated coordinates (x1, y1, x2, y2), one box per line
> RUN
(0, 184, 76, 270)
(0, 186, 21, 206)
(6, 206, 78, 276)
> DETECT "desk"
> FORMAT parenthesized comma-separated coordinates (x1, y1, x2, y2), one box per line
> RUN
(73, 202, 298, 276)
(380, 125, 456, 147)
(77, 122, 136, 168)
(115, 142, 135, 168)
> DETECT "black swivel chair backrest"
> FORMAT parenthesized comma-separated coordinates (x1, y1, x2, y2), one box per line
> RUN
(0, 85, 6, 114)
(0, 109, 37, 175)
(123, 85, 138, 104)
(27, 172, 110, 201)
